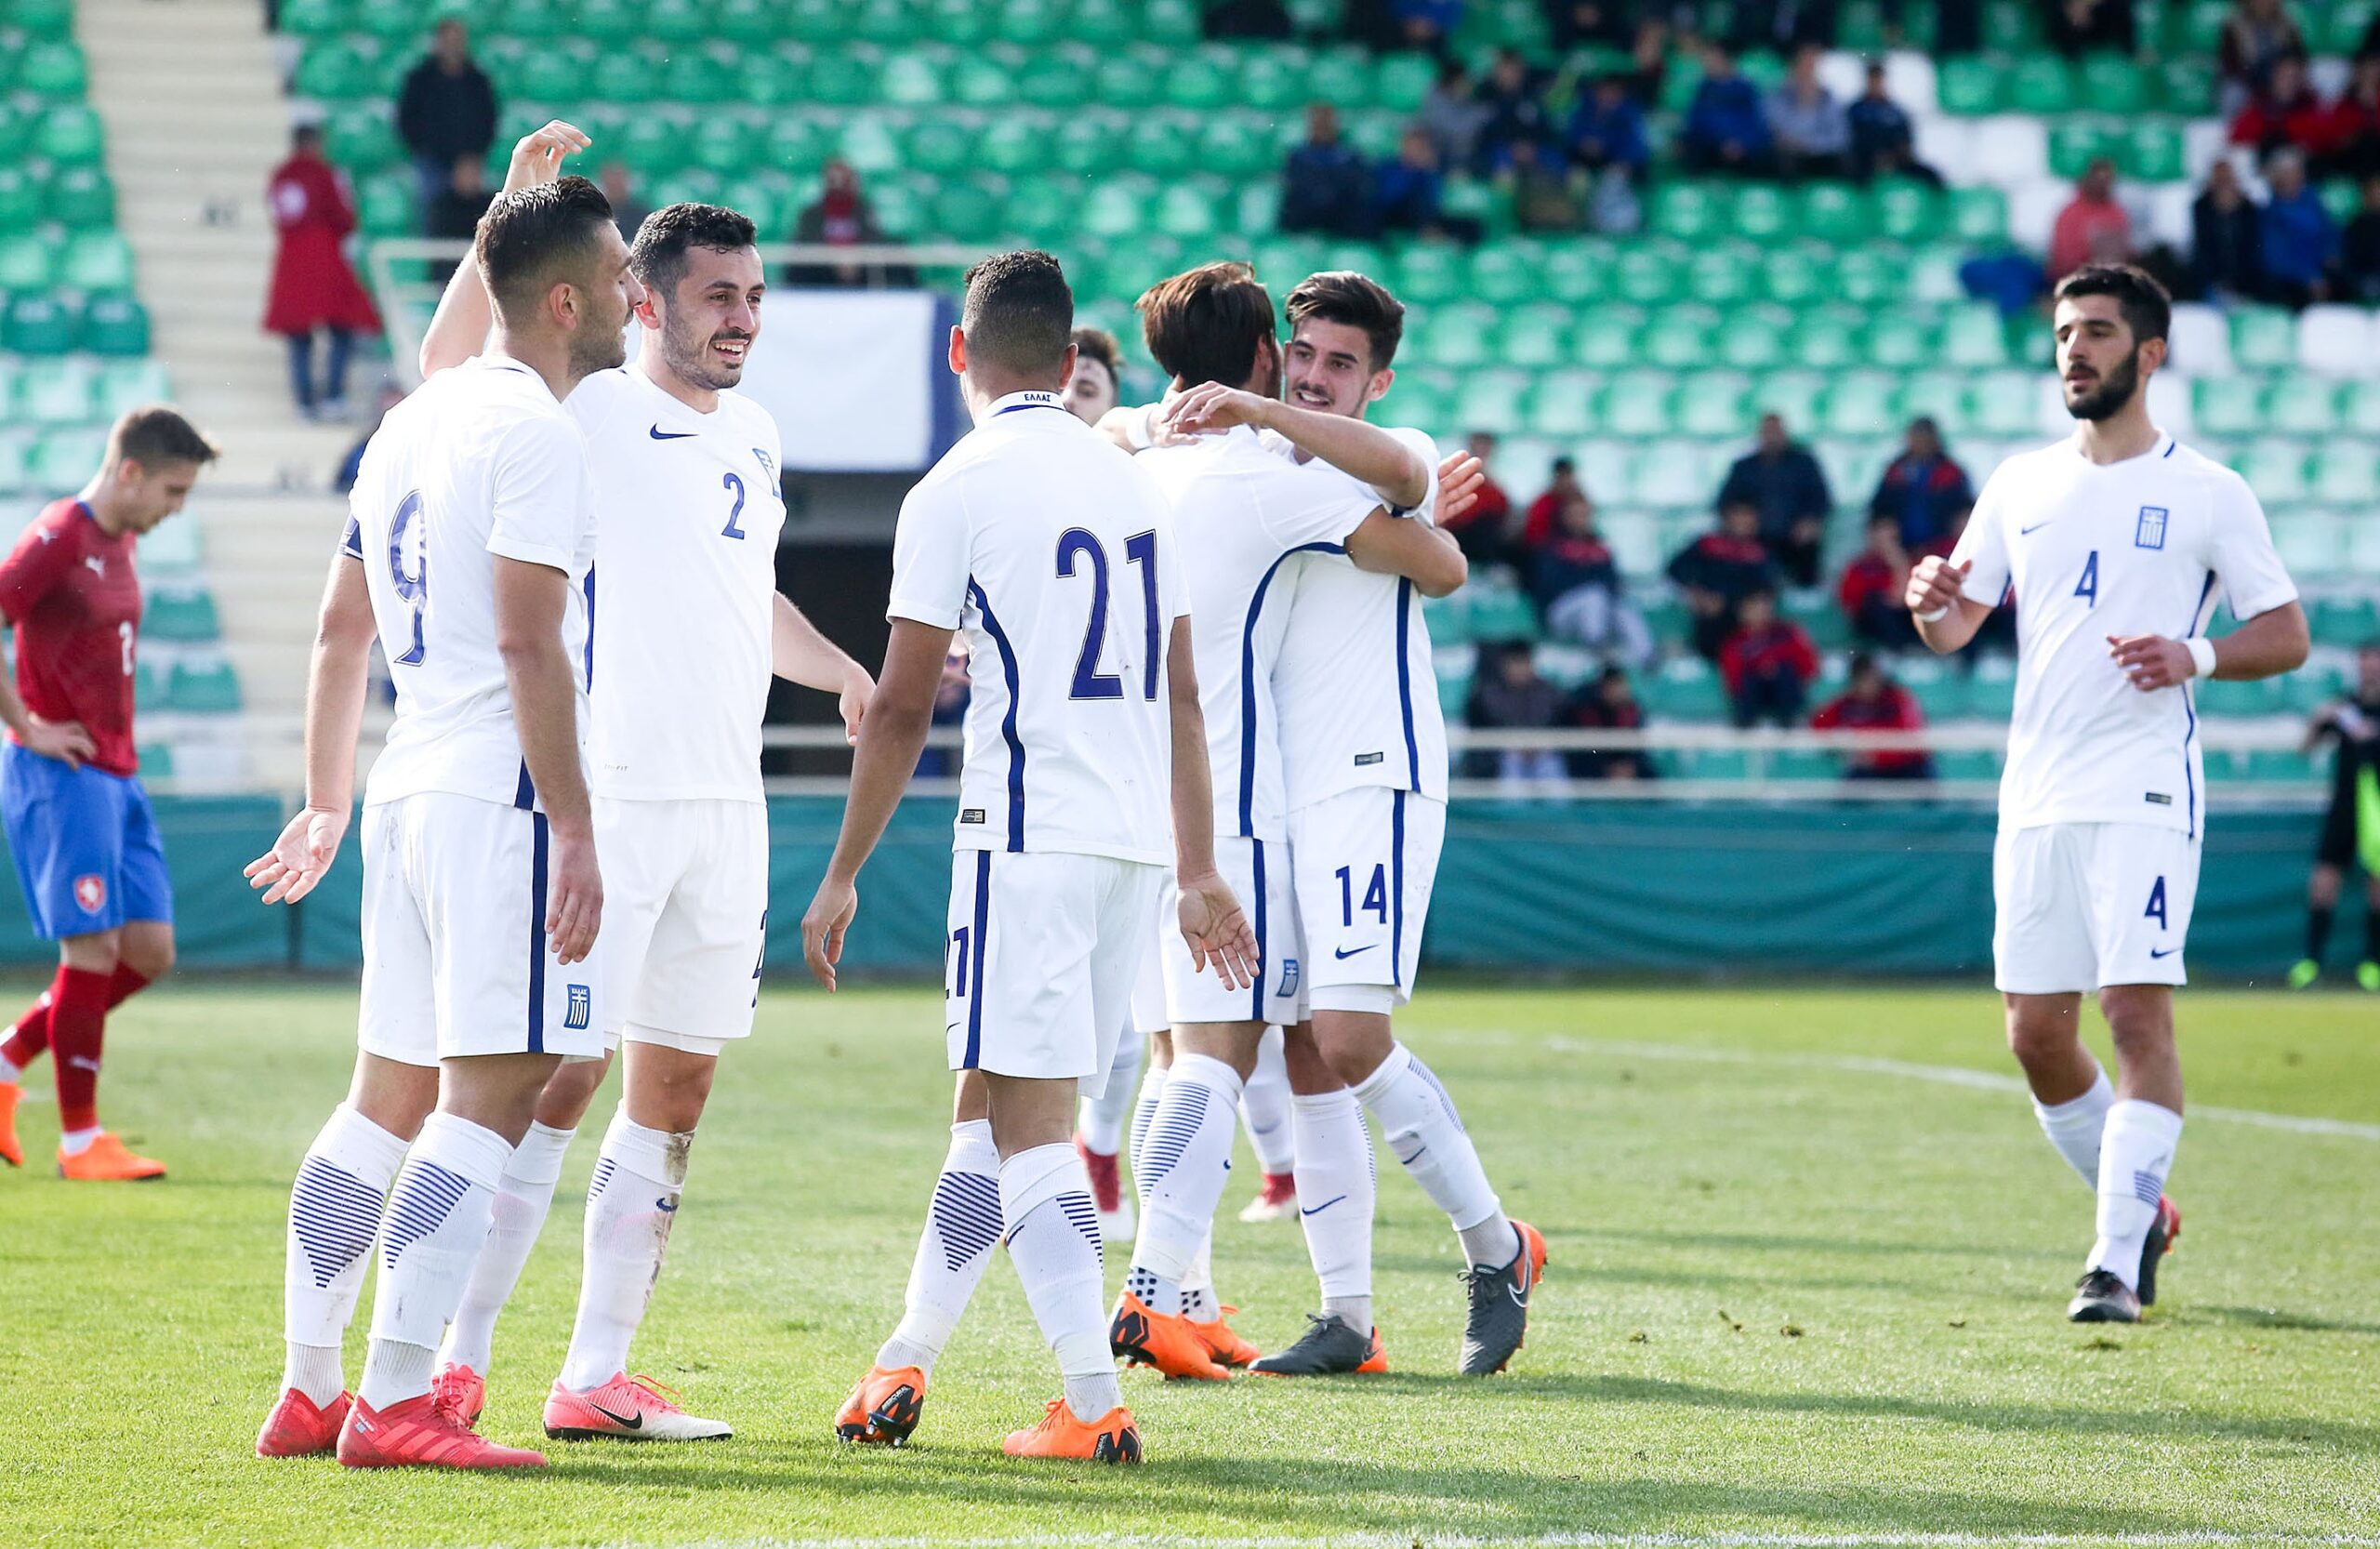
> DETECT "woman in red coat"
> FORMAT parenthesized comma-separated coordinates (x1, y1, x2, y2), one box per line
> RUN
(264, 125, 382, 420)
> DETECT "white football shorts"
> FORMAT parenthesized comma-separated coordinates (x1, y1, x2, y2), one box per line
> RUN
(357, 792, 606, 1066)
(944, 848, 1163, 1096)
(594, 796, 767, 1049)
(1160, 833, 1303, 1027)
(1289, 788, 1446, 1012)
(1993, 821, 2201, 995)
(1130, 888, 1170, 1036)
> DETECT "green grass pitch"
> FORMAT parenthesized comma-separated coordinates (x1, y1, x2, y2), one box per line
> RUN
(3, 982, 2375, 1548)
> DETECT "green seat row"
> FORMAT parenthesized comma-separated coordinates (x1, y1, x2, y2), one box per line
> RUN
(1647, 180, 2008, 249)
(0, 295, 151, 358)
(0, 165, 115, 233)
(0, 357, 172, 430)
(0, 232, 137, 297)
(0, 0, 75, 41)
(2195, 377, 2380, 444)
(0, 102, 107, 169)
(283, 0, 1206, 50)
(142, 586, 220, 644)
(0, 426, 107, 493)
(0, 39, 85, 99)
(1936, 53, 2216, 117)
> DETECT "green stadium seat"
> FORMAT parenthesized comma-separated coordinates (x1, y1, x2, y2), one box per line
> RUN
(1719, 311, 1791, 371)
(1197, 116, 1276, 180)
(350, 0, 426, 44)
(2117, 119, 2187, 183)
(1435, 666, 1472, 720)
(2310, 445, 2380, 503)
(130, 655, 166, 705)
(1394, 244, 1465, 308)
(1570, 306, 1642, 368)
(1153, 179, 1229, 240)
(1613, 247, 1681, 306)
(0, 164, 35, 230)
(593, 44, 673, 106)
(2311, 595, 2379, 645)
(2193, 376, 2263, 436)
(645, 0, 712, 45)
(1465, 582, 1540, 642)
(1469, 243, 1542, 307)
(2239, 444, 2310, 505)
(1871, 180, 1941, 244)
(1374, 52, 1437, 113)
(1643, 306, 1720, 369)
(1790, 308, 1861, 370)
(2, 297, 73, 356)
(1831, 248, 1899, 305)
(1650, 181, 1729, 243)
(515, 43, 590, 102)
(1797, 182, 1865, 246)
(2269, 380, 2342, 438)
(1937, 304, 2009, 369)
(1758, 245, 1825, 307)
(1866, 311, 1932, 370)
(143, 586, 220, 642)
(1164, 49, 1236, 112)
(1414, 300, 1498, 371)
(878, 46, 946, 106)
(2272, 512, 2346, 577)
(1540, 242, 1611, 305)
(1752, 368, 1828, 432)
(1079, 176, 1154, 240)
(1730, 184, 1790, 244)
(1501, 302, 1572, 369)
(1073, 0, 1139, 47)
(1455, 370, 1529, 437)
(1818, 371, 1900, 438)
(357, 172, 414, 237)
(569, 0, 643, 46)
(2196, 676, 2284, 716)
(1966, 372, 2040, 436)
(17, 40, 88, 98)
(294, 41, 376, 101)
(99, 359, 171, 419)
(0, 435, 29, 495)
(1935, 57, 1999, 115)
(0, 234, 53, 293)
(1949, 186, 2009, 244)
(1676, 374, 1752, 439)
(1524, 369, 1600, 438)
(1124, 113, 1203, 181)
(1686, 245, 1760, 307)
(29, 426, 103, 489)
(165, 657, 242, 715)
(662, 43, 748, 106)
(1898, 372, 1966, 434)
(7, 0, 76, 39)
(1380, 369, 1454, 433)
(2077, 54, 2149, 114)
(79, 297, 152, 356)
(20, 359, 94, 426)
(2047, 118, 2116, 180)
(1648, 659, 1727, 722)
(2229, 307, 2296, 371)
(1601, 371, 1677, 438)
(2003, 57, 2076, 115)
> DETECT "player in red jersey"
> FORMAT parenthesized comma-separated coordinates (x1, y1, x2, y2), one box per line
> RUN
(0, 407, 218, 1179)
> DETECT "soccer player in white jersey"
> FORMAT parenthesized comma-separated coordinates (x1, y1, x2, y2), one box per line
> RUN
(1906, 264, 2308, 1324)
(803, 251, 1256, 1463)
(404, 126, 874, 1441)
(245, 178, 636, 1469)
(1192, 271, 1548, 1377)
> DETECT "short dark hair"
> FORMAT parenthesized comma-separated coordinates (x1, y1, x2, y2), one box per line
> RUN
(110, 405, 218, 471)
(1138, 261, 1276, 390)
(628, 202, 758, 298)
(1069, 325, 1122, 378)
(1284, 271, 1405, 372)
(960, 249, 1073, 377)
(2054, 261, 2172, 344)
(474, 176, 616, 325)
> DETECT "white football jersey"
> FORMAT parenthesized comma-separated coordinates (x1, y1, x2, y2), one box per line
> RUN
(1264, 425, 1449, 811)
(1137, 426, 1381, 842)
(1953, 431, 2297, 838)
(887, 391, 1187, 865)
(345, 353, 598, 810)
(566, 367, 787, 803)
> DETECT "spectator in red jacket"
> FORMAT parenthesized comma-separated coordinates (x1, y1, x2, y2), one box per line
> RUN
(1444, 430, 1518, 567)
(1868, 415, 1974, 548)
(1522, 456, 1584, 549)
(1719, 589, 1818, 729)
(1814, 652, 1934, 779)
(2049, 157, 2134, 279)
(2229, 54, 2340, 165)
(1667, 499, 1779, 659)
(264, 125, 383, 422)
(2326, 56, 2380, 180)
(1838, 513, 1920, 650)
(1562, 664, 1655, 780)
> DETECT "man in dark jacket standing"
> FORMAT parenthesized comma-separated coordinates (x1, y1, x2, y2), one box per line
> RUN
(1716, 412, 1831, 587)
(396, 19, 497, 231)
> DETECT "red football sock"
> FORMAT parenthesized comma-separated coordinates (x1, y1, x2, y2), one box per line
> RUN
(47, 966, 112, 1134)
(1, 964, 149, 1075)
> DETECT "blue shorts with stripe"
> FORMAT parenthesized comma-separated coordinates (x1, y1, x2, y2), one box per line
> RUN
(1, 745, 172, 940)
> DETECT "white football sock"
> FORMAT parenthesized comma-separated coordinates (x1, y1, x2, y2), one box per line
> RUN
(1127, 1063, 1168, 1208)
(281, 1104, 409, 1406)
(876, 1119, 1001, 1376)
(442, 1119, 575, 1375)
(2088, 1099, 2183, 1290)
(1353, 1043, 1514, 1265)
(0, 1053, 19, 1083)
(60, 1125, 98, 1155)
(359, 1112, 511, 1410)
(2031, 1064, 2114, 1188)
(1000, 1142, 1117, 1423)
(559, 1108, 691, 1392)
(1180, 1232, 1216, 1323)
(1125, 1053, 1243, 1317)
(1241, 1026, 1295, 1174)
(1078, 1027, 1144, 1156)
(1290, 1088, 1375, 1331)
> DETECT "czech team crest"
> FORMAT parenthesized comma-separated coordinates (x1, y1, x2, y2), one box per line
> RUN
(73, 874, 106, 913)
(2135, 506, 2168, 549)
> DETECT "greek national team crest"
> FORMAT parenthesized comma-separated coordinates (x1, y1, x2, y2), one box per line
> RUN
(2135, 506, 2168, 550)
(752, 447, 775, 483)
(73, 874, 106, 913)
(565, 984, 592, 1030)
(1277, 956, 1301, 1000)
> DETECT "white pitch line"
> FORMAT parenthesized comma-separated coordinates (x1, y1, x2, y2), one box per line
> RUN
(1537, 1037, 2380, 1143)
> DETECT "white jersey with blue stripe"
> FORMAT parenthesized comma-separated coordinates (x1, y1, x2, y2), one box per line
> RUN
(886, 391, 1187, 866)
(345, 353, 597, 811)
(1264, 425, 1450, 812)
(1951, 431, 2296, 837)
(1135, 426, 1381, 843)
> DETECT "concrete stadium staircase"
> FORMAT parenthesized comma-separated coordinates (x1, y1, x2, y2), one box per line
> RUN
(81, 0, 366, 786)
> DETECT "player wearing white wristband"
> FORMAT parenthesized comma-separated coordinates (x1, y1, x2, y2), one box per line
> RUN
(1906, 263, 2307, 1327)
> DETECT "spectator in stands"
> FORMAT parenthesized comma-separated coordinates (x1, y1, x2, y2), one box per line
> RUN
(2048, 156, 2134, 279)
(1065, 327, 1124, 424)
(2191, 158, 2264, 299)
(1509, 139, 1588, 232)
(395, 18, 496, 229)
(2228, 53, 2335, 166)
(2255, 149, 2340, 307)
(1524, 456, 1584, 549)
(425, 152, 493, 258)
(1868, 415, 1973, 549)
(1542, 0, 1633, 47)
(1681, 45, 1777, 178)
(1731, 0, 1837, 53)
(1567, 73, 1651, 186)
(1837, 514, 1920, 651)
(1532, 493, 1656, 666)
(264, 125, 381, 424)
(600, 161, 653, 243)
(1717, 412, 1831, 588)
(1475, 47, 1557, 173)
(1766, 43, 1852, 181)
(2341, 174, 2380, 300)
(1375, 126, 1483, 241)
(1719, 589, 1818, 730)
(1280, 102, 1376, 237)
(1562, 665, 1656, 780)
(2326, 58, 2380, 181)
(1391, 0, 1464, 52)
(1204, 0, 1294, 38)
(2047, 0, 2135, 55)
(788, 160, 906, 287)
(1668, 499, 1779, 659)
(2219, 0, 2306, 113)
(1443, 430, 1517, 567)
(1847, 61, 1942, 187)
(1464, 642, 1566, 784)
(1419, 59, 1494, 171)
(1813, 652, 1934, 779)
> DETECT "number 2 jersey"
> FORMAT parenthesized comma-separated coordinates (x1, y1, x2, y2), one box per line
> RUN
(1951, 431, 2296, 838)
(344, 352, 599, 810)
(0, 498, 142, 776)
(887, 390, 1186, 865)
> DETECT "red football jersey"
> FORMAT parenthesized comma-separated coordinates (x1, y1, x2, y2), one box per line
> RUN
(0, 498, 142, 776)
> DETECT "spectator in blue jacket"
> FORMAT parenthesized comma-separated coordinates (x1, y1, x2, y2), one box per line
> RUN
(1765, 42, 1851, 179)
(1681, 45, 1778, 176)
(1279, 102, 1376, 237)
(1568, 73, 1650, 183)
(1867, 416, 1974, 549)
(1475, 46, 1557, 171)
(1375, 126, 1486, 242)
(1716, 411, 1831, 586)
(1392, 0, 1464, 51)
(1847, 63, 1940, 184)
(2256, 150, 2340, 308)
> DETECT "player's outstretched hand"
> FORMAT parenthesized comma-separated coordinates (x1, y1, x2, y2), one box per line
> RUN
(1176, 869, 1259, 992)
(1435, 451, 1484, 527)
(1160, 384, 1270, 439)
(838, 669, 874, 747)
(20, 713, 93, 769)
(504, 120, 591, 193)
(545, 828, 602, 966)
(245, 804, 350, 906)
(2108, 632, 2196, 692)
(801, 875, 857, 991)
(1905, 554, 1971, 616)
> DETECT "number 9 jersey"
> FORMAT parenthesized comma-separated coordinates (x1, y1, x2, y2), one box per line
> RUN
(344, 352, 600, 811)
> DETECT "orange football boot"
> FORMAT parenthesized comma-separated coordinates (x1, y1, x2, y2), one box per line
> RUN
(336, 1391, 545, 1469)
(430, 1363, 485, 1428)
(0, 1080, 21, 1168)
(833, 1364, 927, 1446)
(256, 1388, 350, 1458)
(58, 1132, 165, 1181)
(1357, 1326, 1389, 1373)
(1187, 1304, 1261, 1368)
(1108, 1291, 1229, 1380)
(1002, 1398, 1143, 1463)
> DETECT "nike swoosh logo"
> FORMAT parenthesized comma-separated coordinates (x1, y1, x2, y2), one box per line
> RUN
(1300, 1195, 1346, 1217)
(655, 1197, 678, 1213)
(2019, 522, 2054, 535)
(1507, 1282, 1528, 1309)
(649, 425, 696, 440)
(2149, 947, 2178, 959)
(588, 1402, 643, 1430)
(1332, 945, 1377, 960)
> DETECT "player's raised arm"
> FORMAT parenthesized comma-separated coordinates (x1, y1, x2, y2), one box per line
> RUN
(770, 592, 875, 744)
(1164, 616, 1258, 990)
(416, 120, 591, 377)
(246, 546, 375, 904)
(1164, 384, 1431, 511)
(1906, 555, 1992, 653)
(800, 617, 949, 989)
(495, 555, 601, 963)
(1342, 507, 1467, 597)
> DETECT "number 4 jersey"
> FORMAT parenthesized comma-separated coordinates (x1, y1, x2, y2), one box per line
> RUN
(887, 391, 1187, 865)
(344, 352, 599, 810)
(1951, 432, 2296, 838)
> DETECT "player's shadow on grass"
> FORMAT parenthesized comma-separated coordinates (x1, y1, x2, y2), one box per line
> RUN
(2185, 1304, 2380, 1338)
